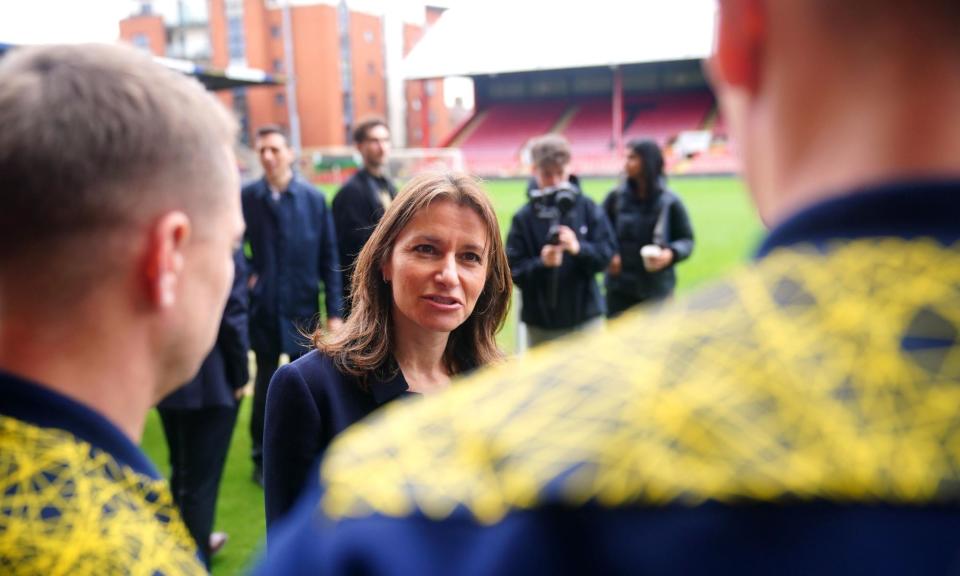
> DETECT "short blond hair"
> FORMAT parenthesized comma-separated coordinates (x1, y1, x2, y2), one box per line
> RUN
(0, 43, 238, 266)
(529, 134, 572, 171)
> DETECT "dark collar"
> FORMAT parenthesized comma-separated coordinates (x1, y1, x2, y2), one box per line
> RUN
(757, 179, 960, 258)
(0, 369, 161, 479)
(369, 368, 411, 405)
(257, 175, 306, 198)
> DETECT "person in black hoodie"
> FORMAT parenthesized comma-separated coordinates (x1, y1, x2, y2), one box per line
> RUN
(507, 134, 615, 348)
(603, 139, 695, 317)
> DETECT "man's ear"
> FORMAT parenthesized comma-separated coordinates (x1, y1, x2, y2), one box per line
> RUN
(143, 211, 192, 309)
(710, 0, 766, 95)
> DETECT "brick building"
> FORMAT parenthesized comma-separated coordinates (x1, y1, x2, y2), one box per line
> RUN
(120, 0, 457, 150)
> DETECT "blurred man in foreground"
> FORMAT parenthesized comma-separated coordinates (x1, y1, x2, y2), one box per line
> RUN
(0, 44, 242, 573)
(260, 0, 960, 573)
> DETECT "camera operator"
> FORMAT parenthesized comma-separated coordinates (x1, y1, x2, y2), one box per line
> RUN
(603, 139, 695, 317)
(506, 134, 615, 348)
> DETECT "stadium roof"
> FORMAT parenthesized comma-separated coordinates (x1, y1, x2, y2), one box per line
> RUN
(0, 43, 281, 91)
(402, 0, 717, 80)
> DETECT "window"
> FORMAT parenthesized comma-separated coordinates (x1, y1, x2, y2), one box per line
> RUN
(367, 62, 376, 76)
(363, 30, 374, 43)
(273, 59, 283, 73)
(275, 92, 286, 106)
(131, 34, 150, 50)
(270, 25, 281, 39)
(411, 99, 422, 111)
(227, 16, 246, 61)
(368, 94, 377, 109)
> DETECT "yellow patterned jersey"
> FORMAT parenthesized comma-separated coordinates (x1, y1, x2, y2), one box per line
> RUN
(0, 377, 205, 575)
(316, 237, 960, 522)
(257, 183, 960, 575)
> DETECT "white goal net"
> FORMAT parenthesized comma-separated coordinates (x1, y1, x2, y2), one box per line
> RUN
(386, 148, 465, 181)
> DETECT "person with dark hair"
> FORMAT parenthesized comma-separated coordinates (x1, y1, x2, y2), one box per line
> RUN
(507, 134, 616, 348)
(256, 0, 960, 573)
(332, 118, 397, 316)
(157, 250, 249, 568)
(603, 139, 695, 317)
(262, 172, 512, 529)
(0, 43, 242, 574)
(243, 125, 343, 487)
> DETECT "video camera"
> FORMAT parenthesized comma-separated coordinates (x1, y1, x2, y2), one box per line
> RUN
(527, 182, 580, 245)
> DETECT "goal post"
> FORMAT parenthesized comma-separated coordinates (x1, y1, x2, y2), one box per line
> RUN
(386, 147, 465, 180)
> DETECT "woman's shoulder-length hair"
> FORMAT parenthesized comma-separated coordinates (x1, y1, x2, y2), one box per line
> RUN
(314, 171, 512, 386)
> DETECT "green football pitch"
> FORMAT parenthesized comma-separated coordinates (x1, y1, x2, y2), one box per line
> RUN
(140, 175, 764, 574)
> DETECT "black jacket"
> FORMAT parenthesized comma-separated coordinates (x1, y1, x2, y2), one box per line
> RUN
(603, 180, 695, 301)
(158, 250, 250, 410)
(242, 176, 343, 356)
(506, 176, 616, 329)
(331, 169, 397, 312)
(263, 350, 411, 530)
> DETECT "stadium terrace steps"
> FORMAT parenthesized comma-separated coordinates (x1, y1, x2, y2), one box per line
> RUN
(459, 101, 568, 176)
(454, 92, 729, 177)
(623, 92, 715, 146)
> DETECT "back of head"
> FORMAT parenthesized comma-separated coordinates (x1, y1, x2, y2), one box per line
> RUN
(712, 0, 960, 224)
(0, 43, 238, 295)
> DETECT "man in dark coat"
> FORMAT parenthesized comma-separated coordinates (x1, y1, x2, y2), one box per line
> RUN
(331, 118, 396, 316)
(157, 250, 249, 568)
(506, 134, 616, 348)
(242, 125, 343, 485)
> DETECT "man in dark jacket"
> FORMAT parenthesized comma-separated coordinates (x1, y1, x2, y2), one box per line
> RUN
(157, 250, 249, 568)
(242, 125, 343, 485)
(332, 118, 396, 316)
(603, 139, 695, 317)
(506, 134, 616, 348)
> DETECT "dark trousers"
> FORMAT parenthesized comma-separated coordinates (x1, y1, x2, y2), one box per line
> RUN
(251, 345, 279, 469)
(251, 345, 306, 468)
(606, 289, 673, 319)
(158, 405, 239, 568)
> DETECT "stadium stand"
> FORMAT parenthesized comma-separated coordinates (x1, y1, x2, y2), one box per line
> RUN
(458, 101, 568, 176)
(623, 92, 714, 146)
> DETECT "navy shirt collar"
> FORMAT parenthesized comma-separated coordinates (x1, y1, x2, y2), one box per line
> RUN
(757, 179, 960, 258)
(0, 369, 162, 479)
(257, 174, 307, 197)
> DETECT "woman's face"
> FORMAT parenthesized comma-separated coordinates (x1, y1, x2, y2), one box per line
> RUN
(382, 199, 489, 337)
(625, 149, 644, 181)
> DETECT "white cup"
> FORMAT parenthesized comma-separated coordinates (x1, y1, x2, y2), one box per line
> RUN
(640, 244, 663, 271)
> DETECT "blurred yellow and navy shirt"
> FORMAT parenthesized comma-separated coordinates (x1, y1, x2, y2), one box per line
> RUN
(259, 181, 960, 575)
(0, 372, 205, 575)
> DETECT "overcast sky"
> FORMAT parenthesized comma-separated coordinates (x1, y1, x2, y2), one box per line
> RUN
(0, 0, 132, 44)
(0, 0, 460, 44)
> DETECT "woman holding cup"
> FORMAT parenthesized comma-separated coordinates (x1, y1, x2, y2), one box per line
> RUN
(603, 139, 695, 318)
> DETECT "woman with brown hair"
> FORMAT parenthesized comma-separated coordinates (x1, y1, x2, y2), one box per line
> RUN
(262, 171, 512, 529)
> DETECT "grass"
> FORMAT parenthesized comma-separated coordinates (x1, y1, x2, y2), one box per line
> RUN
(140, 175, 763, 574)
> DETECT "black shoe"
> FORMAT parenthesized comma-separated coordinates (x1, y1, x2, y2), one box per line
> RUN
(252, 466, 263, 488)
